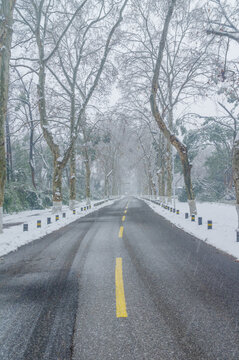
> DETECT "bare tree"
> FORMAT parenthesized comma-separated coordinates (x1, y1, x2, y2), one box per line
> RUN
(11, 73, 39, 189)
(206, 0, 239, 226)
(0, 0, 16, 232)
(150, 0, 199, 215)
(117, 0, 211, 212)
(15, 0, 128, 212)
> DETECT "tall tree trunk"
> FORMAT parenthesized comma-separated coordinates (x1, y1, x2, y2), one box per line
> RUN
(232, 136, 239, 228)
(166, 140, 172, 203)
(0, 0, 16, 232)
(161, 160, 165, 199)
(34, 0, 129, 213)
(52, 154, 63, 213)
(158, 136, 165, 199)
(6, 113, 12, 183)
(84, 147, 91, 204)
(166, 107, 173, 203)
(69, 89, 76, 210)
(104, 171, 108, 198)
(150, 0, 196, 215)
(157, 171, 162, 197)
(29, 117, 36, 189)
(150, 174, 156, 197)
(112, 163, 118, 196)
(143, 162, 151, 195)
(36, 31, 65, 213)
(104, 168, 112, 198)
(69, 144, 76, 210)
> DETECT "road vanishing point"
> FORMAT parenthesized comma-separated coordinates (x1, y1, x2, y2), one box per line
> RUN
(0, 197, 238, 359)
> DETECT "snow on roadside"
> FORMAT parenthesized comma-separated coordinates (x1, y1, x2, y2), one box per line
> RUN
(0, 199, 116, 258)
(143, 198, 239, 260)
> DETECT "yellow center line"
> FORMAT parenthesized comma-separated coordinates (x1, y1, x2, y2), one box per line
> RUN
(124, 210, 127, 214)
(119, 226, 124, 238)
(115, 258, 128, 318)
(122, 215, 125, 222)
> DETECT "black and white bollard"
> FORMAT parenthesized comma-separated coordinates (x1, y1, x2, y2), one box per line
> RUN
(236, 230, 239, 242)
(47, 217, 51, 224)
(23, 224, 28, 232)
(37, 220, 41, 228)
(185, 213, 189, 219)
(63, 213, 66, 218)
(198, 217, 202, 225)
(81, 207, 83, 211)
(173, 208, 176, 213)
(208, 220, 212, 229)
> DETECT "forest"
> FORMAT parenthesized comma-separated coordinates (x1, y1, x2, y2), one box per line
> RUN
(0, 0, 239, 232)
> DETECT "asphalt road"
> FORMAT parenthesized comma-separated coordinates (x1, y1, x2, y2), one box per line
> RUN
(0, 197, 238, 360)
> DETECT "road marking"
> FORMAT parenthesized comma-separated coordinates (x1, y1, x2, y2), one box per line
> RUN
(115, 258, 128, 318)
(122, 215, 125, 222)
(124, 210, 127, 214)
(119, 226, 124, 238)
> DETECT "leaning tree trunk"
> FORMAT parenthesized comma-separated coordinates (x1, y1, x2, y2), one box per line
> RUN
(150, 0, 196, 215)
(151, 110, 196, 214)
(180, 151, 196, 214)
(232, 136, 239, 228)
(0, 0, 16, 233)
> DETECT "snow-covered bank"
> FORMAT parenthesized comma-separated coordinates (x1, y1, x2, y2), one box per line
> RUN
(143, 198, 239, 260)
(0, 199, 116, 258)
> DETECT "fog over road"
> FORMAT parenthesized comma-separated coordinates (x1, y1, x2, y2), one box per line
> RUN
(0, 197, 238, 360)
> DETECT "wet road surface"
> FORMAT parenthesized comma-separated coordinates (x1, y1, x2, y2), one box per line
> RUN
(0, 197, 238, 359)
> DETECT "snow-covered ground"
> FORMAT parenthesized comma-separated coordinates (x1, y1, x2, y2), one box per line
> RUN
(0, 199, 115, 258)
(2, 197, 238, 262)
(143, 198, 239, 260)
